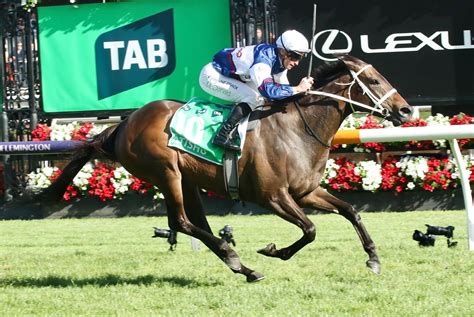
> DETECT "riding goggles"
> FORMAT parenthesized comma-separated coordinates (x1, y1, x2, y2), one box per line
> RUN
(286, 50, 306, 62)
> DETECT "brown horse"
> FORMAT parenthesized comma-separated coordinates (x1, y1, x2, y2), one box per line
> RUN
(40, 55, 413, 282)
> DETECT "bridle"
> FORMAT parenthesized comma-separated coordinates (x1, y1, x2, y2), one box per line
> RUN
(307, 64, 397, 117)
(294, 63, 398, 148)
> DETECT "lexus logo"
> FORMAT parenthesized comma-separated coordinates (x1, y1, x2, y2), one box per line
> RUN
(312, 29, 474, 61)
(313, 29, 352, 61)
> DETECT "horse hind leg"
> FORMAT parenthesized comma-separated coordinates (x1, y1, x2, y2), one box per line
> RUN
(160, 171, 264, 282)
(298, 187, 381, 275)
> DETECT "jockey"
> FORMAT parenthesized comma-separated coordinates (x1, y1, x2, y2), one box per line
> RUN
(199, 29, 314, 151)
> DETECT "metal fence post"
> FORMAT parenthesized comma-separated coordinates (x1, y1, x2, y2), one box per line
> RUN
(0, 7, 13, 202)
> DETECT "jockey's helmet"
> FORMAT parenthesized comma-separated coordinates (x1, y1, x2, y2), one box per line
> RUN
(276, 30, 311, 56)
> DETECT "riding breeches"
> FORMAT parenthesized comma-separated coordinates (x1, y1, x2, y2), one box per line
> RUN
(199, 63, 264, 110)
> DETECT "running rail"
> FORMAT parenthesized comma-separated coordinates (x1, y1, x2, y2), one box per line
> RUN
(333, 124, 474, 251)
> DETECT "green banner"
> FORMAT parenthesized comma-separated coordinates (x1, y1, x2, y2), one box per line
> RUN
(38, 1, 231, 113)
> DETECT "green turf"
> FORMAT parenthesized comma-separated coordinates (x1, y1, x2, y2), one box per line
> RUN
(0, 211, 473, 316)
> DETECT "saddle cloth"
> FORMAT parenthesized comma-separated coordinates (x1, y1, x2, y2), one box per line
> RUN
(168, 97, 249, 165)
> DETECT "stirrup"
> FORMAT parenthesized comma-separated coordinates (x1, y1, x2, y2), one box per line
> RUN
(213, 136, 240, 151)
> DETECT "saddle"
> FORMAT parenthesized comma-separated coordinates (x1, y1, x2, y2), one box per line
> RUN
(168, 98, 259, 199)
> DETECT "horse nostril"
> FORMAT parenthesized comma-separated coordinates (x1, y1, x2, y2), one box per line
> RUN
(399, 106, 413, 116)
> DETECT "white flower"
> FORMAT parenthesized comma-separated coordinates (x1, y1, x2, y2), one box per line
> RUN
(322, 159, 340, 184)
(153, 187, 164, 200)
(111, 166, 132, 196)
(340, 114, 369, 130)
(423, 114, 451, 148)
(356, 160, 382, 192)
(450, 155, 473, 180)
(381, 120, 395, 128)
(407, 182, 415, 190)
(426, 114, 450, 126)
(25, 166, 59, 192)
(87, 123, 111, 139)
(73, 162, 94, 191)
(50, 122, 78, 141)
(396, 156, 429, 180)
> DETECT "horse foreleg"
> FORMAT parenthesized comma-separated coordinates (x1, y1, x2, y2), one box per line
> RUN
(258, 189, 316, 260)
(160, 171, 263, 282)
(298, 187, 381, 274)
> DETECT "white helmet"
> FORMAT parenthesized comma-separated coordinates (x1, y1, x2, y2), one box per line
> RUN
(276, 30, 311, 55)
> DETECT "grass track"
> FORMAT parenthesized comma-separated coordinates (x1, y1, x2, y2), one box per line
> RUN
(1, 210, 473, 316)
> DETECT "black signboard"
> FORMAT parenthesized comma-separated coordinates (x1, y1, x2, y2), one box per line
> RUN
(277, 0, 474, 106)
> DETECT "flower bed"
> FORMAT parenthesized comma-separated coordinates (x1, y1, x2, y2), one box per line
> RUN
(323, 156, 474, 194)
(23, 114, 474, 202)
(27, 162, 163, 202)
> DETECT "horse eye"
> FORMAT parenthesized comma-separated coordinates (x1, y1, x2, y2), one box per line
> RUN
(369, 79, 380, 85)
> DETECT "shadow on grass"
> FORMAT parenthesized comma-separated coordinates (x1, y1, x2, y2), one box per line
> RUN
(0, 274, 223, 288)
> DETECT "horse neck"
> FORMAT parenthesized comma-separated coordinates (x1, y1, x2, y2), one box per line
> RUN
(292, 82, 350, 146)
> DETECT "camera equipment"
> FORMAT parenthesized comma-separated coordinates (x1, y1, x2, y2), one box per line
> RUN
(425, 224, 457, 248)
(152, 227, 178, 251)
(425, 224, 454, 238)
(219, 225, 236, 246)
(412, 224, 457, 248)
(412, 230, 436, 247)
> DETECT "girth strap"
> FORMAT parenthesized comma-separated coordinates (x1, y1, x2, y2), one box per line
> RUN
(223, 150, 239, 199)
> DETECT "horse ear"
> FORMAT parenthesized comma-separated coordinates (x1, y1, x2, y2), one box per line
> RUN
(333, 53, 347, 61)
(336, 54, 358, 70)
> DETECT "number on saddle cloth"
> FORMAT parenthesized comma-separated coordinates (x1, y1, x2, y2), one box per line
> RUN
(168, 98, 243, 165)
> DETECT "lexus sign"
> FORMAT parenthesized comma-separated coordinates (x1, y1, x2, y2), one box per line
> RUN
(278, 0, 474, 106)
(313, 29, 474, 61)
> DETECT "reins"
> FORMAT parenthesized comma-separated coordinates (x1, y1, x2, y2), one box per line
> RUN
(294, 99, 332, 148)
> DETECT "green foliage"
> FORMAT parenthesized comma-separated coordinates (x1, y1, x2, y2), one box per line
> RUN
(0, 211, 473, 316)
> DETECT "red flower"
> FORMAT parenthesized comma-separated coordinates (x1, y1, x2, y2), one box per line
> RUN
(359, 116, 385, 152)
(398, 119, 434, 150)
(449, 113, 474, 150)
(31, 124, 52, 141)
(380, 157, 407, 191)
(421, 158, 456, 191)
(325, 157, 362, 191)
(87, 163, 116, 201)
(71, 122, 94, 141)
(129, 175, 153, 194)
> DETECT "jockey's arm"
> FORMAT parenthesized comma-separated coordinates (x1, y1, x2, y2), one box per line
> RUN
(250, 63, 314, 99)
(250, 63, 293, 100)
(273, 70, 290, 85)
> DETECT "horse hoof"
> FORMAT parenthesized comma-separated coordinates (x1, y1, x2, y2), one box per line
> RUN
(246, 271, 265, 283)
(257, 243, 277, 257)
(366, 260, 381, 275)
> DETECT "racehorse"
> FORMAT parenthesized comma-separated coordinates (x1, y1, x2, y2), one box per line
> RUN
(39, 55, 413, 282)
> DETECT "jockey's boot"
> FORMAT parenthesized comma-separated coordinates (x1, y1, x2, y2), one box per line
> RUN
(213, 102, 252, 151)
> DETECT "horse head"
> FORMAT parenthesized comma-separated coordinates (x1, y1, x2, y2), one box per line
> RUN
(337, 55, 414, 126)
(310, 55, 414, 126)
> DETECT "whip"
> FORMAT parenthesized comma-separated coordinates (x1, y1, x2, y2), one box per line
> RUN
(307, 4, 318, 79)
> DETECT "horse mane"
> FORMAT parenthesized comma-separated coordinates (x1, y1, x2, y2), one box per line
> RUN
(270, 57, 349, 107)
(313, 58, 348, 89)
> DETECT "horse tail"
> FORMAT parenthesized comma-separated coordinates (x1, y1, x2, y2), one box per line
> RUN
(38, 121, 124, 203)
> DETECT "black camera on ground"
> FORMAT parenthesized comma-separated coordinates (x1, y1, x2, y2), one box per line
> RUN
(219, 225, 236, 246)
(425, 224, 454, 239)
(412, 224, 457, 248)
(412, 230, 436, 247)
(152, 227, 178, 251)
